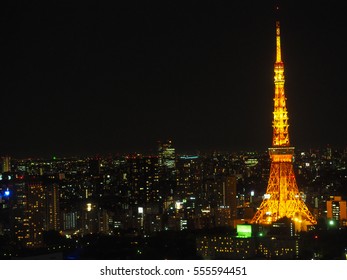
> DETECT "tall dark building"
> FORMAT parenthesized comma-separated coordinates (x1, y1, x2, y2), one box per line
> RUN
(89, 158, 101, 176)
(205, 175, 237, 227)
(224, 175, 237, 220)
(158, 140, 176, 200)
(176, 155, 203, 201)
(25, 179, 46, 248)
(45, 183, 60, 231)
(0, 183, 11, 237)
(6, 175, 60, 248)
(124, 155, 160, 206)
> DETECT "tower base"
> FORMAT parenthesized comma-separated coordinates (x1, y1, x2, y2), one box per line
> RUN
(251, 147, 316, 229)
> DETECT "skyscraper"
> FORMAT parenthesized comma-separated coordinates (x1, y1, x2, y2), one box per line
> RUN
(1, 157, 11, 173)
(158, 140, 176, 199)
(25, 180, 46, 247)
(10, 176, 60, 248)
(158, 140, 176, 170)
(251, 21, 316, 230)
(45, 182, 60, 231)
(224, 175, 237, 220)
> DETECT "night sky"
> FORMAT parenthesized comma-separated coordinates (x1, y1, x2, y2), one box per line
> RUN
(1, 1, 347, 158)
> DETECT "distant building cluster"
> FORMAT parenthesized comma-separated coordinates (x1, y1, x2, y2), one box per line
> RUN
(0, 144, 347, 259)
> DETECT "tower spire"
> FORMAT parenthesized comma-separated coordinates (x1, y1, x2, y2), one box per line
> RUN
(276, 21, 282, 63)
(272, 20, 289, 147)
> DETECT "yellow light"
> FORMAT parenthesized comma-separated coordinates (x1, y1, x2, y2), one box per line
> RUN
(250, 21, 317, 227)
(87, 203, 92, 211)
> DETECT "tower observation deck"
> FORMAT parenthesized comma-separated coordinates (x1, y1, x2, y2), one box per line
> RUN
(250, 21, 316, 230)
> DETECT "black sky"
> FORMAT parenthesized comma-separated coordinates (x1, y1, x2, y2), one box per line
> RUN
(1, 1, 347, 158)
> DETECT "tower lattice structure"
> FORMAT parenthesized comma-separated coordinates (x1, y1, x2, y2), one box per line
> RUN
(251, 21, 316, 229)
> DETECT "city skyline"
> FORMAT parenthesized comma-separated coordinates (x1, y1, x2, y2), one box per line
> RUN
(2, 1, 347, 261)
(1, 143, 347, 259)
(2, 1, 347, 158)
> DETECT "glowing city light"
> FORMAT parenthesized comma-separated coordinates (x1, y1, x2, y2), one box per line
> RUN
(86, 203, 92, 212)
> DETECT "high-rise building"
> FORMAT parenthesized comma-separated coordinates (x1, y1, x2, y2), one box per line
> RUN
(206, 175, 237, 226)
(125, 155, 160, 206)
(10, 179, 29, 247)
(9, 176, 60, 248)
(62, 211, 78, 233)
(176, 155, 202, 201)
(224, 176, 237, 220)
(45, 183, 60, 231)
(251, 21, 316, 230)
(326, 196, 347, 227)
(158, 140, 176, 170)
(158, 141, 176, 200)
(0, 184, 11, 237)
(25, 180, 46, 247)
(1, 157, 11, 173)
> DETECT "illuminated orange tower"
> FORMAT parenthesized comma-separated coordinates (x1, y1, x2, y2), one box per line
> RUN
(251, 21, 316, 230)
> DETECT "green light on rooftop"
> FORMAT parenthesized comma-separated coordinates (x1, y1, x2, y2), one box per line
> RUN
(237, 224, 252, 238)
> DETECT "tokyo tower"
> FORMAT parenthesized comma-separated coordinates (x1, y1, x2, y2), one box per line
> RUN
(251, 21, 317, 230)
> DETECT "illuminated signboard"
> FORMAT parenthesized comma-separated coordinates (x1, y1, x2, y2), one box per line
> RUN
(237, 224, 252, 238)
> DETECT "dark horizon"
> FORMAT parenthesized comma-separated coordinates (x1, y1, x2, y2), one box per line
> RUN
(2, 1, 347, 158)
(2, 143, 343, 161)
